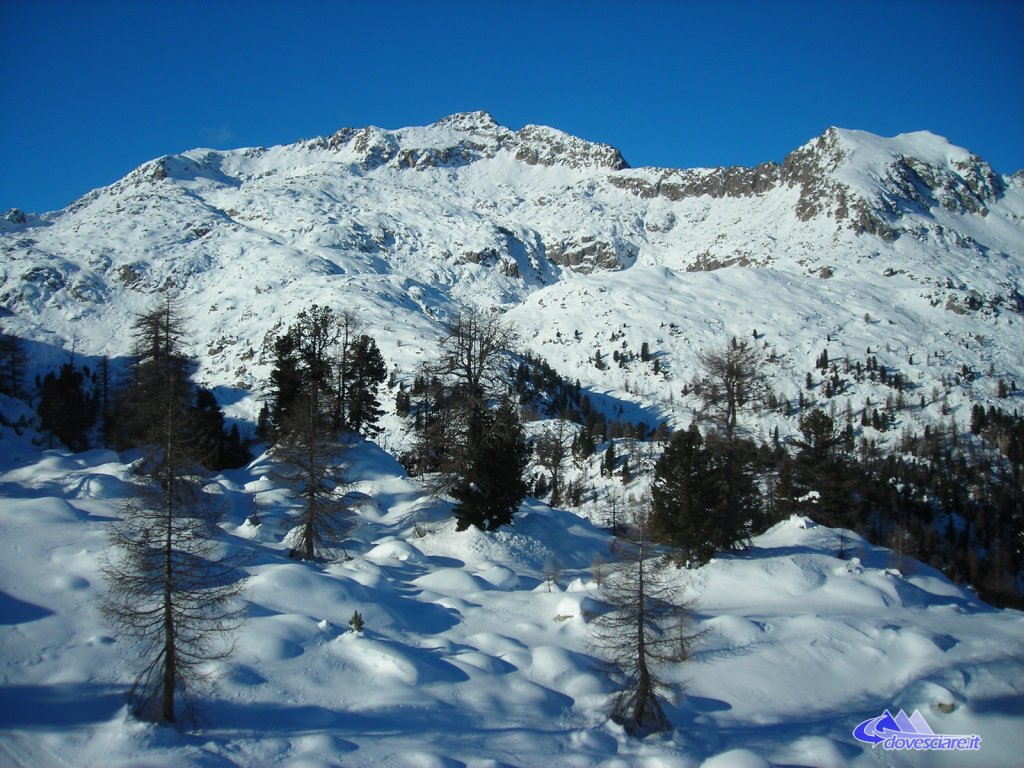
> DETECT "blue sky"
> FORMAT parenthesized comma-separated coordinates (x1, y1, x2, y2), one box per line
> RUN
(2, 0, 1022, 214)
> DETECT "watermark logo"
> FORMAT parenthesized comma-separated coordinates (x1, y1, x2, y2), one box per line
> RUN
(853, 709, 981, 752)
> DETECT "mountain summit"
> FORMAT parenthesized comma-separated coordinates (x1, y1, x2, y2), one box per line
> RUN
(1, 114, 1021, 446)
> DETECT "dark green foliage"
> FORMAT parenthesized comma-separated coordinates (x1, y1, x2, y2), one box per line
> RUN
(193, 388, 251, 470)
(602, 441, 616, 477)
(790, 409, 854, 528)
(348, 610, 364, 633)
(650, 425, 760, 565)
(0, 331, 27, 397)
(451, 396, 529, 531)
(115, 297, 196, 453)
(650, 425, 717, 563)
(38, 362, 97, 451)
(344, 334, 386, 437)
(395, 385, 411, 417)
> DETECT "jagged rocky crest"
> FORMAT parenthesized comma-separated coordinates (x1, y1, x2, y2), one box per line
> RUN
(0, 112, 1021, 413)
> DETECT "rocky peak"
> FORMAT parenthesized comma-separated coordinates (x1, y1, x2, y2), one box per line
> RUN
(431, 110, 502, 134)
(514, 124, 629, 171)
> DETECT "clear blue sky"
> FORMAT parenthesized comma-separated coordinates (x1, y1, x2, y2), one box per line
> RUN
(2, 0, 1022, 214)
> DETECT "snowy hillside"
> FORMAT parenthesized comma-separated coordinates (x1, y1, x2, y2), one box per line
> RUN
(2, 422, 1022, 767)
(1, 112, 1022, 446)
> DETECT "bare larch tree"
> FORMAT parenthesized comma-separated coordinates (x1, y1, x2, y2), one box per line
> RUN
(590, 498, 701, 736)
(102, 296, 246, 724)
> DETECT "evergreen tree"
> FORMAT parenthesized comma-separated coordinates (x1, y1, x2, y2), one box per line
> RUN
(267, 304, 340, 434)
(650, 424, 718, 564)
(602, 441, 617, 477)
(344, 334, 386, 438)
(38, 362, 96, 451)
(116, 296, 195, 451)
(451, 395, 529, 531)
(792, 409, 853, 528)
(704, 433, 763, 545)
(0, 330, 27, 397)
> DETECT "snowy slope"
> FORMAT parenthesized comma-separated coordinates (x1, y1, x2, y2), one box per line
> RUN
(1, 422, 1022, 767)
(1, 113, 1022, 449)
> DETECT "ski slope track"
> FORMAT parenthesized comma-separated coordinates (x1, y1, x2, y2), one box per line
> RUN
(1, 113, 1023, 765)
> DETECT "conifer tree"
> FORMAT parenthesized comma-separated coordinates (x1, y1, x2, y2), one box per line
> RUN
(101, 296, 246, 724)
(0, 330, 27, 397)
(38, 362, 96, 451)
(791, 408, 853, 528)
(344, 334, 387, 438)
(451, 395, 529, 531)
(695, 338, 766, 440)
(591, 499, 700, 736)
(270, 305, 354, 560)
(650, 424, 717, 563)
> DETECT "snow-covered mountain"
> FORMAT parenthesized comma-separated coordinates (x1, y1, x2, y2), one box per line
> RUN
(2, 114, 1023, 766)
(2, 111, 1022, 444)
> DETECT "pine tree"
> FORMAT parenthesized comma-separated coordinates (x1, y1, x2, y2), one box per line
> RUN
(451, 395, 529, 531)
(344, 334, 386, 438)
(116, 295, 195, 451)
(37, 362, 96, 451)
(650, 424, 717, 563)
(602, 441, 617, 477)
(791, 409, 853, 528)
(0, 330, 27, 397)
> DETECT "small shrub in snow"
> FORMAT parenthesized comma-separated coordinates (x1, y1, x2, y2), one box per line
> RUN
(348, 610, 365, 633)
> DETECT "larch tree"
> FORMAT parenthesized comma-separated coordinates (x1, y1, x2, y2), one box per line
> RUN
(413, 308, 525, 524)
(101, 295, 247, 724)
(694, 337, 767, 441)
(591, 498, 700, 736)
(534, 419, 572, 508)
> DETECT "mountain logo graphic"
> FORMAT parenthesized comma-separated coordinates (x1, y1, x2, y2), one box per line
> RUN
(853, 709, 981, 752)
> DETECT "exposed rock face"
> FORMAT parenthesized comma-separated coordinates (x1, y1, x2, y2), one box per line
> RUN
(515, 125, 628, 171)
(608, 125, 1008, 244)
(545, 235, 632, 273)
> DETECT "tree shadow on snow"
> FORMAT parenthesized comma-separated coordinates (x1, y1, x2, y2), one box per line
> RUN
(0, 590, 54, 625)
(0, 682, 124, 729)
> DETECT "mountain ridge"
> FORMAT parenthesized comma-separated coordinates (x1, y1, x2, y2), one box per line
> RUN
(1, 113, 1021, 452)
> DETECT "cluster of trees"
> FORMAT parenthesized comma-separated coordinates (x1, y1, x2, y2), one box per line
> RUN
(261, 305, 387, 560)
(0, 330, 28, 399)
(5, 320, 250, 471)
(401, 308, 529, 531)
(648, 337, 1023, 607)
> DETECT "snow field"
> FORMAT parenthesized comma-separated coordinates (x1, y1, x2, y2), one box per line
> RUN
(2, 422, 1023, 766)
